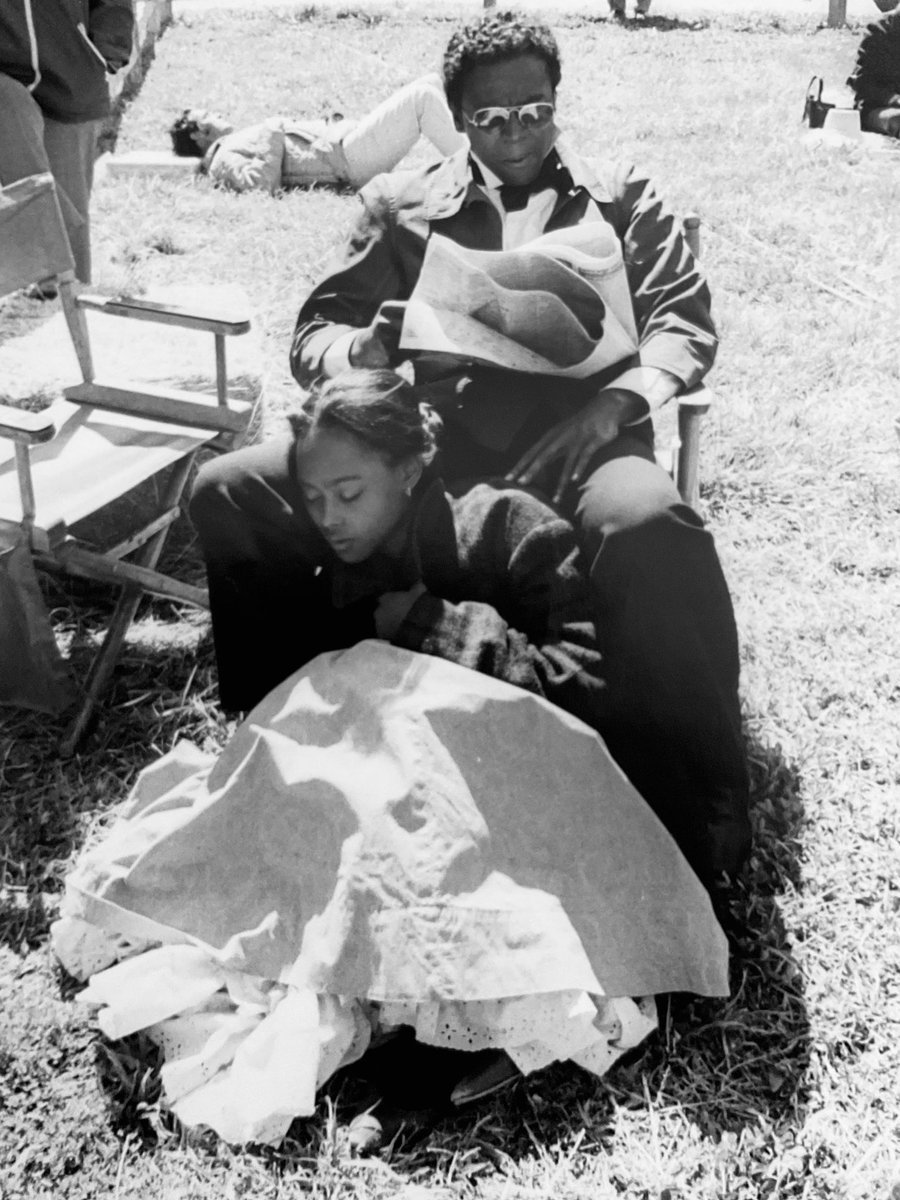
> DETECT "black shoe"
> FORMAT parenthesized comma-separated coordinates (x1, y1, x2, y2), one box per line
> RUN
(24, 280, 58, 301)
(450, 1051, 520, 1107)
(346, 1109, 386, 1155)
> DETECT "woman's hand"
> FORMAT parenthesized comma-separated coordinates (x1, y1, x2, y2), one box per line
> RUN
(375, 582, 428, 640)
(506, 388, 647, 505)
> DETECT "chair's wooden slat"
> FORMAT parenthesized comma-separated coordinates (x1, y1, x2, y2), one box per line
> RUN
(53, 542, 209, 607)
(14, 444, 37, 527)
(76, 293, 251, 336)
(58, 275, 94, 381)
(0, 402, 56, 444)
(107, 506, 181, 559)
(683, 212, 701, 259)
(677, 389, 713, 509)
(215, 333, 228, 407)
(64, 381, 251, 436)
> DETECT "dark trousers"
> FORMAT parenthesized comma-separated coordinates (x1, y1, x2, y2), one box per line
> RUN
(190, 415, 750, 887)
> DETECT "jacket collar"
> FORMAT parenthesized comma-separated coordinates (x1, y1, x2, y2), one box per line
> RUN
(421, 137, 614, 221)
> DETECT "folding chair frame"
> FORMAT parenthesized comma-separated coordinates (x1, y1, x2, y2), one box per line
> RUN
(1, 260, 255, 755)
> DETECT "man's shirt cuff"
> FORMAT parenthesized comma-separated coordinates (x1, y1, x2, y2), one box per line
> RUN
(605, 366, 661, 424)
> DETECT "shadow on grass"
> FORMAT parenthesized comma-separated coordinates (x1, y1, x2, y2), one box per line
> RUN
(576, 13, 711, 32)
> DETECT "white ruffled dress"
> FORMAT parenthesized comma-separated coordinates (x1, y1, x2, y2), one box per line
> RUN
(53, 642, 728, 1146)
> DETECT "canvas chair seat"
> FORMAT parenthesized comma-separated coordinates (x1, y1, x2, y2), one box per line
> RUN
(0, 398, 220, 541)
(0, 172, 261, 752)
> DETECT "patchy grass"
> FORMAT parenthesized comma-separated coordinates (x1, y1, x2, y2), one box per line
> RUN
(1, 5, 899, 1198)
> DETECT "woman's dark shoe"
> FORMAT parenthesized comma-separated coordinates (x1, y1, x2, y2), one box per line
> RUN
(450, 1050, 520, 1107)
(24, 279, 58, 301)
(346, 1110, 386, 1155)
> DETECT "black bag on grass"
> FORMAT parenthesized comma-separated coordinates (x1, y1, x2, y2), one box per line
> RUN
(804, 76, 834, 128)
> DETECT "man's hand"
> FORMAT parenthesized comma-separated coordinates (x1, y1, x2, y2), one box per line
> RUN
(374, 582, 428, 641)
(349, 301, 407, 369)
(507, 388, 648, 504)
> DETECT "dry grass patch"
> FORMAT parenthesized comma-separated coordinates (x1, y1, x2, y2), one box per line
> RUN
(1, 5, 899, 1199)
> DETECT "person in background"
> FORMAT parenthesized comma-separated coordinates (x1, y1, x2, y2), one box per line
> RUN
(0, 0, 135, 291)
(847, 4, 900, 137)
(191, 10, 751, 899)
(170, 73, 465, 194)
(608, 0, 652, 19)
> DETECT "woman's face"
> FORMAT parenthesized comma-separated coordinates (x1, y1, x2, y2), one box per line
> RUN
(296, 428, 419, 564)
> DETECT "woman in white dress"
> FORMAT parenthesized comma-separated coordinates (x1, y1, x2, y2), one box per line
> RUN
(53, 371, 729, 1148)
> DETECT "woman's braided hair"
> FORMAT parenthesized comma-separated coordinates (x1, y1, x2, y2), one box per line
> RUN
(289, 370, 442, 467)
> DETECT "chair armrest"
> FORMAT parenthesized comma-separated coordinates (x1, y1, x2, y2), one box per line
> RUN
(677, 383, 714, 414)
(76, 293, 251, 336)
(64, 381, 252, 435)
(0, 402, 56, 445)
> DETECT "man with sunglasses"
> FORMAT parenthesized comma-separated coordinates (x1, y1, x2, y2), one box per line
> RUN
(192, 13, 750, 905)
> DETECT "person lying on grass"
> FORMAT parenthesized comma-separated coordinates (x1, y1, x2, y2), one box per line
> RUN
(57, 367, 730, 1150)
(191, 10, 752, 899)
(169, 72, 464, 193)
(847, 3, 900, 138)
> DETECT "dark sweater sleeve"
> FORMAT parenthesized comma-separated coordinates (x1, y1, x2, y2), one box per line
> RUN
(391, 493, 607, 730)
(847, 12, 900, 111)
(88, 0, 135, 71)
(290, 178, 405, 386)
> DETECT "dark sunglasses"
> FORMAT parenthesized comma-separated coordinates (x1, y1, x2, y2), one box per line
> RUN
(463, 102, 555, 134)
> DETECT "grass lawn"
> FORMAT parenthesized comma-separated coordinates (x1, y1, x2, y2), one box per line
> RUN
(2, 4, 899, 1198)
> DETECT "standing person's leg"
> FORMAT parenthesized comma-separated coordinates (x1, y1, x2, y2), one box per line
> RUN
(340, 74, 464, 188)
(190, 436, 339, 713)
(570, 427, 750, 888)
(42, 116, 101, 283)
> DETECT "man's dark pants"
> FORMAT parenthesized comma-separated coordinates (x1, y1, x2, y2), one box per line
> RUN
(190, 404, 751, 889)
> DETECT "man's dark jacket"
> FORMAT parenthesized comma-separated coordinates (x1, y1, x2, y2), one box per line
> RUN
(847, 9, 900, 113)
(291, 142, 717, 453)
(0, 0, 134, 122)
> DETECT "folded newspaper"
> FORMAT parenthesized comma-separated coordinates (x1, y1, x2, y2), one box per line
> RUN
(399, 223, 638, 379)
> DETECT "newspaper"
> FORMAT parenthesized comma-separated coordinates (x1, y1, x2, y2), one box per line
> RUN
(398, 222, 638, 379)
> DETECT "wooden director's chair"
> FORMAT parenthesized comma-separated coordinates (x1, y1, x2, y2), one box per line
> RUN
(0, 173, 257, 754)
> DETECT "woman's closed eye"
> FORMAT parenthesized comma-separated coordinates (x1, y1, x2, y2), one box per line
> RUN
(301, 487, 364, 507)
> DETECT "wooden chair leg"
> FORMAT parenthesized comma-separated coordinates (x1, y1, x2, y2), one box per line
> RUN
(676, 395, 711, 507)
(58, 274, 94, 382)
(60, 456, 198, 756)
(60, 584, 145, 757)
